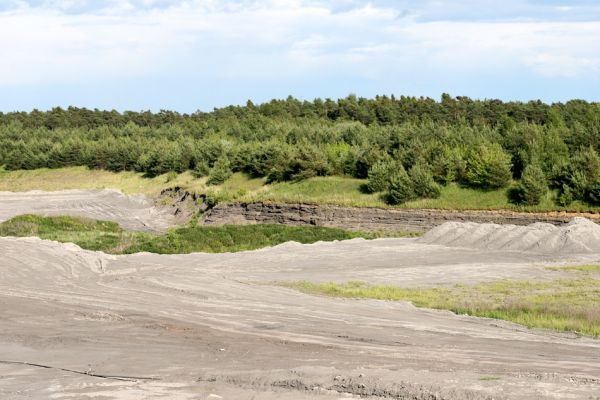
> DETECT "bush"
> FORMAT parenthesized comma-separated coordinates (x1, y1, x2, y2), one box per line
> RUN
(207, 157, 232, 186)
(465, 143, 512, 189)
(366, 159, 394, 193)
(192, 160, 210, 178)
(557, 184, 574, 206)
(584, 180, 600, 206)
(409, 164, 441, 199)
(516, 163, 548, 205)
(386, 167, 415, 205)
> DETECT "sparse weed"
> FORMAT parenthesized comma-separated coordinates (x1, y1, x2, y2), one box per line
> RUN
(282, 279, 600, 337)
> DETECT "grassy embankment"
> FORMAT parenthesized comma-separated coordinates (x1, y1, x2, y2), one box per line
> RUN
(282, 274, 600, 337)
(0, 214, 380, 254)
(2, 166, 600, 212)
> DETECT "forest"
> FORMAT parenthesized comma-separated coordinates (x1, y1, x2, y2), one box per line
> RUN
(1, 94, 599, 206)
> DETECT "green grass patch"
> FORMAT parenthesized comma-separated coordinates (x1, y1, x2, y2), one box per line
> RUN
(122, 224, 373, 254)
(247, 176, 382, 207)
(479, 375, 501, 381)
(0, 215, 383, 255)
(546, 264, 600, 275)
(0, 166, 209, 195)
(282, 279, 600, 337)
(243, 178, 600, 212)
(562, 265, 600, 273)
(0, 214, 131, 252)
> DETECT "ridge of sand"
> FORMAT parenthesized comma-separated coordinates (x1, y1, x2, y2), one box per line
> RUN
(419, 217, 600, 254)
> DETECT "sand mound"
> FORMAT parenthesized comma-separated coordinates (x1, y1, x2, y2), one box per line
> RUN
(419, 217, 600, 254)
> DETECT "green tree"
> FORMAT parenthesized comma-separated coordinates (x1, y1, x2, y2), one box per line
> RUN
(207, 157, 232, 186)
(386, 166, 415, 205)
(192, 160, 210, 178)
(366, 159, 394, 193)
(517, 163, 548, 206)
(410, 164, 441, 199)
(465, 143, 512, 189)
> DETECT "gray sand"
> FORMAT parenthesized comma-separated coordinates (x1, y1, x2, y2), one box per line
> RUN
(0, 189, 175, 232)
(1, 190, 599, 399)
(1, 233, 599, 399)
(420, 217, 600, 254)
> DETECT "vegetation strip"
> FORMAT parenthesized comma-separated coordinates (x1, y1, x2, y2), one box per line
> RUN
(0, 214, 397, 254)
(281, 278, 600, 337)
(2, 95, 600, 210)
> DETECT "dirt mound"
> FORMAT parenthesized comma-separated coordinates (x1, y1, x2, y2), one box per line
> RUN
(419, 217, 600, 254)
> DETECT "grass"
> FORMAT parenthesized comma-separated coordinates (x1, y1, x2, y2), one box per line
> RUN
(546, 264, 600, 276)
(281, 279, 600, 337)
(561, 265, 600, 273)
(0, 214, 132, 251)
(0, 166, 208, 195)
(2, 167, 600, 213)
(0, 214, 381, 254)
(479, 375, 501, 381)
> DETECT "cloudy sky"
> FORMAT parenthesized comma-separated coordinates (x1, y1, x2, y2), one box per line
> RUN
(1, 0, 599, 112)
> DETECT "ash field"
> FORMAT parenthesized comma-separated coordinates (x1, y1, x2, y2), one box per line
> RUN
(1, 191, 599, 399)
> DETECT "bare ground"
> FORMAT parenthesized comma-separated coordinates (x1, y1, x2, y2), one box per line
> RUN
(1, 234, 599, 399)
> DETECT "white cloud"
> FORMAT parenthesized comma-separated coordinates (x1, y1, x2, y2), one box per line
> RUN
(0, 0, 599, 87)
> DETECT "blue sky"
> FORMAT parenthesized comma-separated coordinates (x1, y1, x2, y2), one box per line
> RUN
(1, 0, 599, 112)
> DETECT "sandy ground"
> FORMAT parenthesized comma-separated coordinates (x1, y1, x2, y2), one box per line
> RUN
(0, 189, 176, 232)
(1, 233, 600, 400)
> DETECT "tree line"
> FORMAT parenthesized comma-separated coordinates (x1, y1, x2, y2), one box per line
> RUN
(1, 94, 599, 206)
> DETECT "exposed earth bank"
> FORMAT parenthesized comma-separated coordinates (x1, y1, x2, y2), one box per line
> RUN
(201, 201, 600, 232)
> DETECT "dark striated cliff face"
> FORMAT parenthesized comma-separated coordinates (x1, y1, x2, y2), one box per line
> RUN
(200, 202, 599, 233)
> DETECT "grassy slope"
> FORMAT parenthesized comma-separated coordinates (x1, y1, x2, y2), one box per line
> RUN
(0, 214, 377, 254)
(0, 167, 210, 195)
(1, 167, 600, 212)
(283, 276, 600, 337)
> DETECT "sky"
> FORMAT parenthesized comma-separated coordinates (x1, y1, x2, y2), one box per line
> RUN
(0, 0, 599, 112)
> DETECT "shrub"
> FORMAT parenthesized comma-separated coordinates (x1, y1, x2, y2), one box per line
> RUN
(516, 163, 548, 206)
(204, 190, 227, 209)
(192, 160, 210, 178)
(386, 167, 415, 205)
(207, 157, 232, 186)
(465, 143, 512, 189)
(366, 159, 394, 193)
(584, 180, 600, 206)
(557, 184, 574, 206)
(410, 164, 441, 199)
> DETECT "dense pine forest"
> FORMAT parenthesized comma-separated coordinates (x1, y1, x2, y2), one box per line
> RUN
(1, 94, 599, 206)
